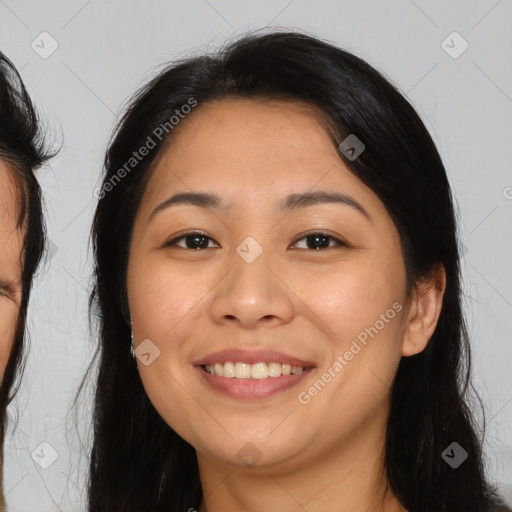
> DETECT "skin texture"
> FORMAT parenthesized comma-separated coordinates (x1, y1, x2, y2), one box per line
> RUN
(126, 98, 446, 512)
(0, 163, 23, 381)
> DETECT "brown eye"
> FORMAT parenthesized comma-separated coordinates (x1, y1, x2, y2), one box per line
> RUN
(164, 232, 219, 250)
(292, 232, 347, 250)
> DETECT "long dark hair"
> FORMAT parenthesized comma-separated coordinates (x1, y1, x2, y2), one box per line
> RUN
(0, 51, 52, 504)
(84, 30, 508, 511)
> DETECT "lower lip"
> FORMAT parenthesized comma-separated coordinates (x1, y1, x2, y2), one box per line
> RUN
(194, 365, 315, 400)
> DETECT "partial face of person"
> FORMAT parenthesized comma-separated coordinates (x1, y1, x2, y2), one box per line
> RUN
(126, 98, 413, 470)
(0, 163, 23, 379)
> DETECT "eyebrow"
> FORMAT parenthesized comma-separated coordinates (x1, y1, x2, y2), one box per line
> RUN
(149, 190, 372, 222)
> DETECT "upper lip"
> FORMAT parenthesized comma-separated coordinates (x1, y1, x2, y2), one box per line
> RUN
(192, 349, 316, 368)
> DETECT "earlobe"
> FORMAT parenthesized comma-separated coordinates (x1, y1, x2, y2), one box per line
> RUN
(401, 263, 447, 357)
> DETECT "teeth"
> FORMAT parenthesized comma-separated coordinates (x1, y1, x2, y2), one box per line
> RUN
(204, 362, 305, 378)
(235, 362, 252, 379)
(268, 362, 283, 377)
(222, 362, 235, 378)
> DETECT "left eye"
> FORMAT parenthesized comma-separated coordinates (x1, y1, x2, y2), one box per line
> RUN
(291, 232, 347, 250)
(164, 231, 346, 251)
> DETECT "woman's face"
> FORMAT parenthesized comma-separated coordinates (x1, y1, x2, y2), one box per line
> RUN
(0, 164, 23, 378)
(127, 98, 415, 471)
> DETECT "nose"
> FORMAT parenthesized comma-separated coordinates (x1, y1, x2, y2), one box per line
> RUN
(208, 248, 295, 330)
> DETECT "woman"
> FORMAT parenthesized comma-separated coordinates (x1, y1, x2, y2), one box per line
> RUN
(86, 31, 510, 511)
(0, 52, 50, 509)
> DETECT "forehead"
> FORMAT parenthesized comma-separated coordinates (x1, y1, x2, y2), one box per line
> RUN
(165, 98, 337, 162)
(144, 98, 369, 201)
(0, 161, 19, 213)
(140, 98, 393, 226)
(0, 161, 24, 246)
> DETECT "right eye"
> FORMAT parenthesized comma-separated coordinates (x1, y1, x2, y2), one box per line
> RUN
(0, 284, 14, 300)
(164, 231, 219, 250)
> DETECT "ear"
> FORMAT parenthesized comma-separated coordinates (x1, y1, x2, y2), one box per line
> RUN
(402, 263, 446, 357)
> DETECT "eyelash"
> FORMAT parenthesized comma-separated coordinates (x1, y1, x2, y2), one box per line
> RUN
(164, 230, 348, 251)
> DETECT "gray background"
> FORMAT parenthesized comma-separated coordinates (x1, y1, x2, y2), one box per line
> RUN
(0, 0, 511, 509)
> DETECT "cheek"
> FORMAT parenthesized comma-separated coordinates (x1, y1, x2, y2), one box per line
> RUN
(0, 304, 18, 372)
(128, 257, 208, 343)
(293, 256, 405, 342)
(294, 265, 406, 424)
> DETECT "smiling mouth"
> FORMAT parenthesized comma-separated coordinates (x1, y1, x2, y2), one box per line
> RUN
(201, 361, 315, 379)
